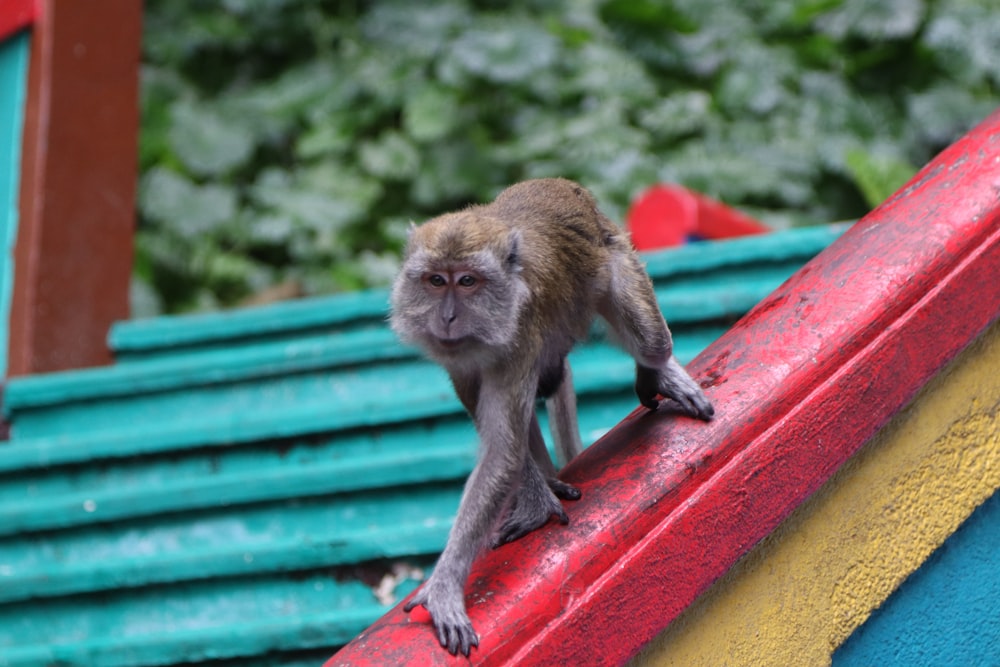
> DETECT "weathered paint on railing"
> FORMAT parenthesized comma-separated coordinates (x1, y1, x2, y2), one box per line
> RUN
(634, 318, 1000, 666)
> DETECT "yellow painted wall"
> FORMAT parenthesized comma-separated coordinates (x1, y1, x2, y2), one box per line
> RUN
(632, 318, 1000, 667)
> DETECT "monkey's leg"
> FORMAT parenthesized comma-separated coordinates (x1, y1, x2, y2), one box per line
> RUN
(492, 415, 580, 547)
(528, 408, 581, 501)
(493, 422, 575, 548)
(404, 378, 532, 656)
(544, 358, 584, 466)
(600, 251, 714, 420)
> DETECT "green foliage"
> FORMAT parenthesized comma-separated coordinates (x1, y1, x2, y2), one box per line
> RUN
(843, 148, 918, 209)
(138, 0, 1000, 315)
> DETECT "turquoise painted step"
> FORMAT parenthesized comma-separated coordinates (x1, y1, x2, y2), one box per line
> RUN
(0, 329, 723, 474)
(0, 486, 457, 603)
(0, 375, 673, 537)
(3, 271, 788, 422)
(0, 570, 425, 667)
(0, 412, 475, 537)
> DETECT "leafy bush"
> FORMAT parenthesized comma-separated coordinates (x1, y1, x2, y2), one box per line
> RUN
(136, 0, 1000, 315)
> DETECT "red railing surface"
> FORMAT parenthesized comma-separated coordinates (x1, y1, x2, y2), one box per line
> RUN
(327, 109, 1000, 666)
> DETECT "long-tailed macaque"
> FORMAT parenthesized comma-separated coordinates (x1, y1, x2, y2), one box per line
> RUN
(389, 178, 714, 655)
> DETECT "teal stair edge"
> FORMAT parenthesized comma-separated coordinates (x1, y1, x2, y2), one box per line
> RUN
(0, 486, 458, 603)
(0, 384, 643, 538)
(0, 333, 719, 470)
(0, 573, 424, 667)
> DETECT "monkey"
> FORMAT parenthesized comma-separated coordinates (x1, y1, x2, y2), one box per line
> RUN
(389, 178, 714, 656)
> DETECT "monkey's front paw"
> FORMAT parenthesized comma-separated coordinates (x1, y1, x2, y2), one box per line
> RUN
(662, 378, 714, 421)
(637, 359, 715, 421)
(404, 581, 479, 656)
(547, 477, 582, 500)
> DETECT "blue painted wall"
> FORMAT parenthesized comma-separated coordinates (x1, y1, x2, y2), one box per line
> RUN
(0, 31, 30, 377)
(833, 489, 1000, 666)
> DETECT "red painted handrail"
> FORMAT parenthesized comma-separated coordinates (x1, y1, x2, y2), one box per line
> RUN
(328, 109, 1000, 666)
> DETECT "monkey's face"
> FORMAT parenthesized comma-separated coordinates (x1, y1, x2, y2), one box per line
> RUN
(389, 214, 529, 363)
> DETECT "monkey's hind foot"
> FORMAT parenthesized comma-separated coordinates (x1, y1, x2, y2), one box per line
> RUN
(492, 488, 570, 548)
(404, 580, 480, 656)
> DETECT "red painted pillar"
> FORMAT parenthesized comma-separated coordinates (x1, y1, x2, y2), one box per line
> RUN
(7, 0, 139, 376)
(326, 108, 1000, 665)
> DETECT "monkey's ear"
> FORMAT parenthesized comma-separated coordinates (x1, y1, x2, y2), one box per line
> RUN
(506, 228, 522, 269)
(400, 222, 418, 257)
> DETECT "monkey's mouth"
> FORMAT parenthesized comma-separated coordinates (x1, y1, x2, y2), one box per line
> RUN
(434, 336, 470, 351)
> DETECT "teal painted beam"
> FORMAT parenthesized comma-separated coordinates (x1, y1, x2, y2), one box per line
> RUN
(3, 327, 407, 413)
(0, 31, 29, 378)
(110, 287, 393, 358)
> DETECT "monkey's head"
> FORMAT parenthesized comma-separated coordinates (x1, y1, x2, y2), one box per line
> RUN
(390, 211, 529, 364)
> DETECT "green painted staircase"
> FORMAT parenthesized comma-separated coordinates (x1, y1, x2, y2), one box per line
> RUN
(0, 225, 845, 666)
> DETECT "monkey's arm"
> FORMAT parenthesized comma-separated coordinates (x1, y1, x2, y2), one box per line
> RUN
(599, 248, 714, 421)
(635, 356, 714, 418)
(404, 375, 533, 656)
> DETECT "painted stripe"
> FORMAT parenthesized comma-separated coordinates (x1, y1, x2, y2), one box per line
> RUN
(0, 31, 29, 378)
(833, 489, 1000, 666)
(634, 319, 1000, 666)
(326, 109, 1000, 666)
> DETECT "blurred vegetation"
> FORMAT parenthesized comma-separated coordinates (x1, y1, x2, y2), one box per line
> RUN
(135, 0, 1000, 315)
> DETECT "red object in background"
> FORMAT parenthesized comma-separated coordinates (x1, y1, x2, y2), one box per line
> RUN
(626, 184, 770, 250)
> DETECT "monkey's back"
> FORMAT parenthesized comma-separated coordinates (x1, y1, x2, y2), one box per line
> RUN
(490, 178, 617, 249)
(488, 178, 619, 346)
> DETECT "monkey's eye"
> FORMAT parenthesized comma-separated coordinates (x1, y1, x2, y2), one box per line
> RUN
(427, 274, 447, 287)
(457, 275, 477, 288)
